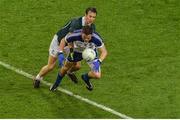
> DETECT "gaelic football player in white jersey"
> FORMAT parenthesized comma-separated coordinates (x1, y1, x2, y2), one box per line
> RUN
(50, 25, 107, 91)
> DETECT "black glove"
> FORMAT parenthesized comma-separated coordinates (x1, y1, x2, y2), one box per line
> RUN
(68, 48, 74, 61)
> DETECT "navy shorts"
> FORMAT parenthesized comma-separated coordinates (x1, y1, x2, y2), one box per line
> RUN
(67, 52, 83, 62)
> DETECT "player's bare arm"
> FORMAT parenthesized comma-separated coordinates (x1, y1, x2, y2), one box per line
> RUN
(59, 38, 66, 52)
(98, 45, 108, 62)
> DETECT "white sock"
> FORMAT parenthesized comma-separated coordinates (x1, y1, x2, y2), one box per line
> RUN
(36, 74, 43, 81)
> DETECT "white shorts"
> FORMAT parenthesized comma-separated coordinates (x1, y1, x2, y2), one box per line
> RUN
(87, 59, 101, 73)
(49, 34, 70, 57)
(49, 35, 59, 57)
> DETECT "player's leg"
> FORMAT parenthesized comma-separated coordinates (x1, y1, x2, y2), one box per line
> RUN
(66, 52, 83, 83)
(50, 52, 83, 90)
(34, 35, 59, 88)
(50, 61, 74, 91)
(67, 61, 81, 83)
(63, 45, 80, 83)
(68, 61, 81, 73)
(40, 56, 57, 76)
(81, 59, 101, 91)
(61, 44, 78, 83)
(34, 55, 57, 88)
(88, 70, 101, 79)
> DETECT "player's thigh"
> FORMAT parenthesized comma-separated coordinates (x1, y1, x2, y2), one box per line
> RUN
(74, 61, 81, 69)
(88, 59, 101, 74)
(49, 34, 59, 58)
(47, 55, 57, 68)
(89, 60, 101, 78)
(63, 61, 75, 70)
(89, 70, 101, 79)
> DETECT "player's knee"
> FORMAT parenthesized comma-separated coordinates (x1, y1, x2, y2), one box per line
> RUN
(93, 72, 101, 79)
(62, 66, 69, 73)
(74, 64, 81, 70)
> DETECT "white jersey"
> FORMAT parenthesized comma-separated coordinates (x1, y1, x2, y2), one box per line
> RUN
(65, 30, 104, 53)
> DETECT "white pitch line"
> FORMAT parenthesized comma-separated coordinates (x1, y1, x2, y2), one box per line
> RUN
(0, 60, 133, 119)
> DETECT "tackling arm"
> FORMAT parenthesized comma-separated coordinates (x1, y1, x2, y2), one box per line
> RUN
(58, 32, 72, 52)
(59, 38, 66, 52)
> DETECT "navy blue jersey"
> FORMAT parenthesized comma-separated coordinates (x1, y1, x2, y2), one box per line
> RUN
(65, 29, 104, 53)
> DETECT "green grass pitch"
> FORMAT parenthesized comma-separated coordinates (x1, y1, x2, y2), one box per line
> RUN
(0, 0, 180, 118)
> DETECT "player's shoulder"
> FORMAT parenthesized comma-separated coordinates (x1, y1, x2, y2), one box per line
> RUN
(92, 32, 103, 42)
(70, 16, 82, 23)
(73, 29, 82, 33)
(66, 29, 81, 38)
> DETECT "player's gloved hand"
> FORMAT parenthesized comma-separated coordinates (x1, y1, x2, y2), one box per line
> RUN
(69, 52, 74, 60)
(58, 51, 64, 67)
(68, 48, 74, 61)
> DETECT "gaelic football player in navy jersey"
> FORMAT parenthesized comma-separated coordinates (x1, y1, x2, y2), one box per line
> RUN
(34, 7, 97, 88)
(50, 26, 108, 91)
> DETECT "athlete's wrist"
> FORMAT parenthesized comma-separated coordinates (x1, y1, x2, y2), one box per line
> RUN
(58, 51, 63, 55)
(98, 59, 102, 64)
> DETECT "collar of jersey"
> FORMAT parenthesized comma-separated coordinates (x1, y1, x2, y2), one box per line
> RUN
(82, 16, 85, 26)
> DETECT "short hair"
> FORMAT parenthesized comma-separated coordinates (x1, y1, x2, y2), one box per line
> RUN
(82, 25, 93, 35)
(85, 7, 97, 15)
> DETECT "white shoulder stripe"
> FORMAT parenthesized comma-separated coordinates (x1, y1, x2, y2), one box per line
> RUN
(62, 21, 71, 29)
(97, 43, 104, 48)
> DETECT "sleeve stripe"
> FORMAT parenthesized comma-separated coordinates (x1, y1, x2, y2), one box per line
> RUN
(62, 21, 72, 29)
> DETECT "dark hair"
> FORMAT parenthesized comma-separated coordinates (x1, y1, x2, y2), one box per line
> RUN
(82, 25, 93, 35)
(85, 7, 97, 14)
